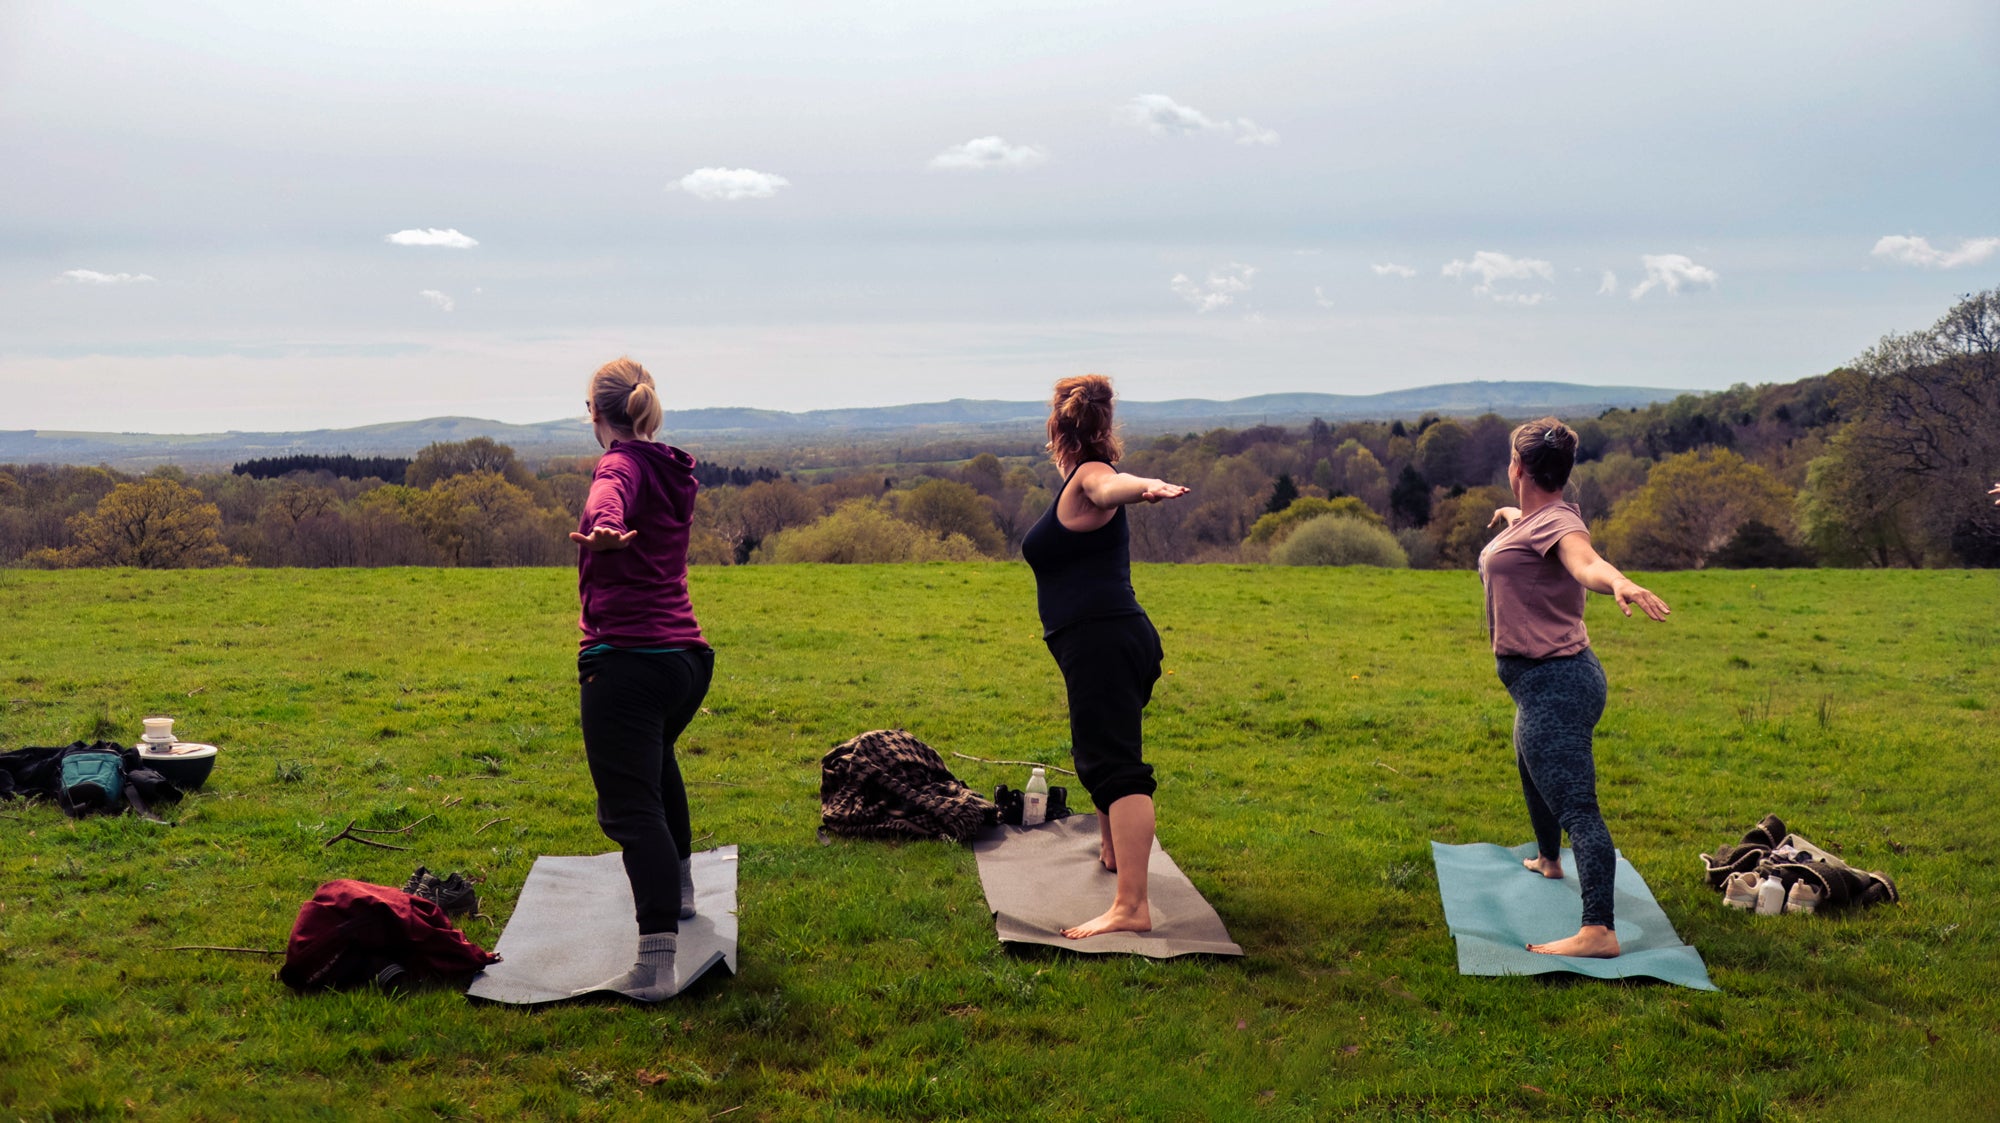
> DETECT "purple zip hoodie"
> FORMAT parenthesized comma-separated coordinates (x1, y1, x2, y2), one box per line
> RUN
(576, 440, 709, 651)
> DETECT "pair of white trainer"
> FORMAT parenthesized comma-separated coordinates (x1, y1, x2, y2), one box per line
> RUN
(1722, 870, 1822, 915)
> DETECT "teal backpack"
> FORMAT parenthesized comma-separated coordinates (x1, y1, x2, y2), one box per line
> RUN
(58, 747, 126, 816)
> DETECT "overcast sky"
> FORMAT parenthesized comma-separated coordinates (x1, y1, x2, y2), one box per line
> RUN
(4, 0, 1997, 432)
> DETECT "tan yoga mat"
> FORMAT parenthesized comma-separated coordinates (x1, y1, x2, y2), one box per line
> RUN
(466, 847, 738, 1004)
(973, 815, 1242, 958)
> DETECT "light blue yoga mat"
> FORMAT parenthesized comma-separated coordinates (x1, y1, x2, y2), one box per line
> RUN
(1431, 841, 1717, 991)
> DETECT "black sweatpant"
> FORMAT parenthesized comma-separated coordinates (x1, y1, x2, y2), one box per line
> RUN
(578, 646, 714, 935)
(1497, 648, 1614, 929)
(1045, 613, 1162, 811)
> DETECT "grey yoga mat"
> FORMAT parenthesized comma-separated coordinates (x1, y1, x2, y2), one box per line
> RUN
(466, 847, 738, 1004)
(1431, 841, 1717, 991)
(973, 814, 1242, 958)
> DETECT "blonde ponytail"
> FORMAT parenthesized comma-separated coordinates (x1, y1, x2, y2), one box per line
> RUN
(588, 356, 663, 439)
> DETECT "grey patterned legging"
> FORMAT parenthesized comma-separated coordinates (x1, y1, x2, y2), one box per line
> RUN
(1497, 648, 1614, 929)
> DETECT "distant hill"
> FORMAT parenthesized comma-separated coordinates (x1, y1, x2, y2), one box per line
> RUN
(0, 380, 1686, 468)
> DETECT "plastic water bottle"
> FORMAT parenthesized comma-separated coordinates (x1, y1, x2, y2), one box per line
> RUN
(1023, 767, 1049, 826)
(1755, 876, 1786, 915)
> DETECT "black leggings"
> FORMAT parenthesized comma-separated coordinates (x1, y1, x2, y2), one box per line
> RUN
(578, 646, 714, 935)
(1046, 614, 1162, 811)
(1497, 648, 1614, 929)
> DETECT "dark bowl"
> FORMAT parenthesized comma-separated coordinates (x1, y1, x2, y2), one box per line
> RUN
(140, 748, 217, 791)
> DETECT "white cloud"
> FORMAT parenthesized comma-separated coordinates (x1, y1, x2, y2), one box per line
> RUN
(57, 269, 155, 284)
(1119, 95, 1278, 146)
(1630, 253, 1719, 299)
(674, 167, 791, 201)
(1442, 251, 1554, 302)
(1871, 234, 2000, 269)
(1232, 118, 1280, 147)
(928, 136, 1048, 171)
(1314, 286, 1335, 308)
(419, 289, 455, 312)
(1598, 270, 1618, 295)
(1170, 262, 1256, 313)
(1371, 262, 1417, 278)
(385, 228, 478, 248)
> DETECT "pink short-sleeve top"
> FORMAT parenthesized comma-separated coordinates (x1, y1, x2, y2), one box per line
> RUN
(1477, 501, 1591, 659)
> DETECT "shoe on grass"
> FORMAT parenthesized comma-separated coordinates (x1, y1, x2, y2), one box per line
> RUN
(1722, 871, 1761, 910)
(1786, 881, 1823, 914)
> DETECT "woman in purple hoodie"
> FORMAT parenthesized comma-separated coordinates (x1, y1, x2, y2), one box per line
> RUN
(570, 357, 712, 1001)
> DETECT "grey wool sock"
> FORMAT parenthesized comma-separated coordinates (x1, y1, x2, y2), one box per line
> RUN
(576, 931, 677, 1001)
(680, 857, 696, 919)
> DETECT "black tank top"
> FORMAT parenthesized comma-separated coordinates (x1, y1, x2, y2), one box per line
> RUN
(1021, 461, 1145, 637)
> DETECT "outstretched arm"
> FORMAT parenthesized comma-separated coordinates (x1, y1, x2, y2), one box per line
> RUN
(572, 453, 640, 551)
(1554, 532, 1670, 620)
(1075, 461, 1190, 509)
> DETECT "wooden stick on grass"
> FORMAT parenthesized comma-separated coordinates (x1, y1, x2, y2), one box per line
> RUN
(474, 817, 510, 834)
(167, 945, 283, 955)
(322, 819, 417, 851)
(949, 752, 1077, 776)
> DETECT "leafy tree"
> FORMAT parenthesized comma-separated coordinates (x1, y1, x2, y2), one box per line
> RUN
(755, 500, 984, 563)
(60, 478, 235, 568)
(405, 438, 534, 490)
(1462, 413, 1514, 486)
(1270, 516, 1408, 568)
(1245, 496, 1384, 545)
(349, 487, 438, 566)
(959, 453, 1005, 498)
(1599, 448, 1795, 569)
(1425, 485, 1514, 568)
(1339, 443, 1391, 513)
(1265, 472, 1300, 513)
(1414, 419, 1469, 487)
(895, 478, 1004, 555)
(1795, 424, 1924, 567)
(252, 481, 349, 566)
(1571, 453, 1652, 524)
(1832, 287, 2000, 565)
(1708, 520, 1817, 569)
(1390, 464, 1432, 528)
(427, 472, 566, 566)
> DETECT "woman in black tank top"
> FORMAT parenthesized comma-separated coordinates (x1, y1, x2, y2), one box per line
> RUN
(1023, 375, 1189, 940)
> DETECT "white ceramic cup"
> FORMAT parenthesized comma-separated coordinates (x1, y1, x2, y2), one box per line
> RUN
(142, 716, 175, 743)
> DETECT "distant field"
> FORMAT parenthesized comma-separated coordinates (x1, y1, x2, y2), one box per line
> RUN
(1, 565, 1995, 1121)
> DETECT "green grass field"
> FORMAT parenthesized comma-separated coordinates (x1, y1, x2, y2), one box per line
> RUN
(1, 565, 1996, 1122)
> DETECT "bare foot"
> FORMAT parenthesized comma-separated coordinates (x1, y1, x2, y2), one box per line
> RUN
(1522, 855, 1564, 879)
(1099, 842, 1118, 872)
(1527, 925, 1620, 958)
(1061, 901, 1151, 939)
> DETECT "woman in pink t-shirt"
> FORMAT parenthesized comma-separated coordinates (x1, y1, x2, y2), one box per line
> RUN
(1478, 418, 1670, 959)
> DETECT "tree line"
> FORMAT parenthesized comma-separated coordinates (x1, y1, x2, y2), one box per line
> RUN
(4, 289, 1993, 571)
